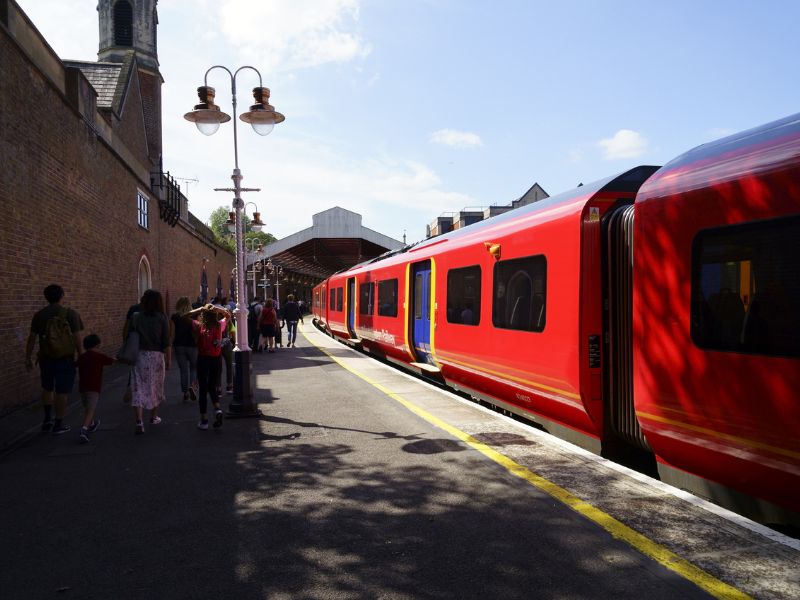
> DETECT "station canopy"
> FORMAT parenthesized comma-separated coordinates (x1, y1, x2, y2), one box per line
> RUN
(248, 207, 404, 282)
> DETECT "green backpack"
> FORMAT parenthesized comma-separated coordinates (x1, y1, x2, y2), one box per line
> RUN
(41, 307, 75, 359)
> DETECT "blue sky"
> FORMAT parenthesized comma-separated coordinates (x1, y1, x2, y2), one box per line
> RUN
(16, 0, 800, 243)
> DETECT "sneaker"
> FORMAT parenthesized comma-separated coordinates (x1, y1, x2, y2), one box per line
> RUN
(87, 418, 101, 433)
(52, 423, 71, 436)
(197, 420, 209, 431)
(226, 386, 234, 395)
(41, 420, 54, 433)
(150, 416, 162, 425)
(213, 409, 224, 429)
(79, 429, 90, 444)
(189, 384, 198, 402)
(135, 422, 145, 435)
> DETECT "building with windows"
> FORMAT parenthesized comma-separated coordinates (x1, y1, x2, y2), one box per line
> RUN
(0, 0, 234, 414)
(426, 183, 549, 239)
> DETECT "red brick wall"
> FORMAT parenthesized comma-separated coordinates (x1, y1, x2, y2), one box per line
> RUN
(0, 21, 234, 416)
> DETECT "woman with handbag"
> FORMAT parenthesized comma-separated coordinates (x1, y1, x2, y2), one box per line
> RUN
(129, 289, 171, 435)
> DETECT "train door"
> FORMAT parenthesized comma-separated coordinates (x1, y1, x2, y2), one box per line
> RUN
(410, 260, 433, 364)
(347, 277, 357, 338)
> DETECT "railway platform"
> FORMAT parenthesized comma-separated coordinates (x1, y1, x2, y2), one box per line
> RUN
(1, 321, 798, 599)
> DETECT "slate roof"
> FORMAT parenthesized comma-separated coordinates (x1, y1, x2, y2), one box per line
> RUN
(63, 56, 135, 116)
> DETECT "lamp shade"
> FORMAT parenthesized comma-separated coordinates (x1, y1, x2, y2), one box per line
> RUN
(184, 87, 231, 136)
(240, 87, 284, 136)
(250, 211, 264, 232)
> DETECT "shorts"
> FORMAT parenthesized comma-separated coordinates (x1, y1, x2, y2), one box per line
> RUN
(81, 391, 100, 411)
(260, 324, 276, 337)
(39, 357, 76, 395)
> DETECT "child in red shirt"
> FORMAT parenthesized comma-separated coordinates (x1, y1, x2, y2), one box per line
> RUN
(76, 334, 115, 444)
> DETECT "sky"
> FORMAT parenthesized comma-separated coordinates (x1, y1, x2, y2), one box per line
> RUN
(16, 0, 800, 244)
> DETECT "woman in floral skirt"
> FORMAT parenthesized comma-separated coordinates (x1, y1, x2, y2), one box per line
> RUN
(129, 289, 171, 434)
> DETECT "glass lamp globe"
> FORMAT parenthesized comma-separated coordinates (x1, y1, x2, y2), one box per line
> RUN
(196, 121, 221, 136)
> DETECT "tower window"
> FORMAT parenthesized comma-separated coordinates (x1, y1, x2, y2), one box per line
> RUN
(114, 1, 134, 47)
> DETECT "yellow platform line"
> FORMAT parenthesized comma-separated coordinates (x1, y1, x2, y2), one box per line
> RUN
(303, 328, 751, 600)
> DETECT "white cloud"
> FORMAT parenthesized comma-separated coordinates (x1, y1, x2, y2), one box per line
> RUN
(218, 0, 371, 72)
(430, 129, 483, 149)
(165, 130, 479, 243)
(597, 129, 648, 159)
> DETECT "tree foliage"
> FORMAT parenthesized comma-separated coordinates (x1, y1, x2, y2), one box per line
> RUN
(207, 206, 277, 253)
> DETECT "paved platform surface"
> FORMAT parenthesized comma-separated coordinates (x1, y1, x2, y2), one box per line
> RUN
(1, 322, 798, 599)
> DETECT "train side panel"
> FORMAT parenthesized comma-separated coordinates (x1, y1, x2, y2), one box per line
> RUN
(634, 115, 800, 516)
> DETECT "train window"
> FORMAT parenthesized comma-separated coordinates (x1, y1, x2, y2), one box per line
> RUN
(329, 288, 336, 311)
(414, 274, 423, 319)
(336, 287, 343, 312)
(359, 282, 374, 315)
(447, 266, 481, 325)
(691, 215, 800, 358)
(492, 255, 547, 332)
(377, 279, 399, 317)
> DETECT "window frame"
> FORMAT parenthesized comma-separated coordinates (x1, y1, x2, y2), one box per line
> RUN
(690, 215, 800, 359)
(377, 278, 399, 318)
(137, 189, 149, 230)
(446, 265, 482, 326)
(359, 281, 375, 315)
(491, 254, 547, 332)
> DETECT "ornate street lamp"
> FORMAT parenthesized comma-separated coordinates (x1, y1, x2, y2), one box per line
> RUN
(184, 65, 284, 417)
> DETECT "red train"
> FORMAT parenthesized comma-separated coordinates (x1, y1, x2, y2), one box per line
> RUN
(312, 113, 800, 525)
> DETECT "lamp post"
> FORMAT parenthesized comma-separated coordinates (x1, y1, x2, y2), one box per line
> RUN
(184, 65, 284, 417)
(275, 265, 283, 304)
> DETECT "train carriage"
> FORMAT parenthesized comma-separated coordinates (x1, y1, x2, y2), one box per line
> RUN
(312, 113, 800, 524)
(633, 114, 800, 521)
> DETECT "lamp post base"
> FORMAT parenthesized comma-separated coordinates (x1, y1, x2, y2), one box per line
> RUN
(227, 350, 262, 418)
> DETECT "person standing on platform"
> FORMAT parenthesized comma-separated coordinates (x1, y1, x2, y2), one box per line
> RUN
(189, 303, 229, 430)
(258, 299, 278, 353)
(282, 294, 304, 348)
(129, 289, 171, 435)
(248, 298, 262, 351)
(170, 296, 198, 403)
(76, 334, 115, 444)
(220, 314, 234, 395)
(25, 284, 84, 435)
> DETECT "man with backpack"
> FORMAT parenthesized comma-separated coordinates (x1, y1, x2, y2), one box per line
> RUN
(25, 284, 84, 435)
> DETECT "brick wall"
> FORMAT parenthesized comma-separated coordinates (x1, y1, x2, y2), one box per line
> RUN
(0, 12, 234, 416)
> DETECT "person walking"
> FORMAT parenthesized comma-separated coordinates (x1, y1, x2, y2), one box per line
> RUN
(170, 296, 198, 403)
(282, 294, 304, 348)
(128, 289, 171, 435)
(220, 313, 234, 395)
(76, 334, 115, 444)
(188, 303, 229, 430)
(258, 298, 279, 353)
(24, 284, 84, 435)
(248, 298, 262, 351)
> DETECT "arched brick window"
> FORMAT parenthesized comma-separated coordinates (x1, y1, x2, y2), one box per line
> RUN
(114, 0, 134, 47)
(138, 255, 152, 299)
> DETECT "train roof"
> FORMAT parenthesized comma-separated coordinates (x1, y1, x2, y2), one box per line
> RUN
(639, 112, 800, 198)
(325, 165, 659, 279)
